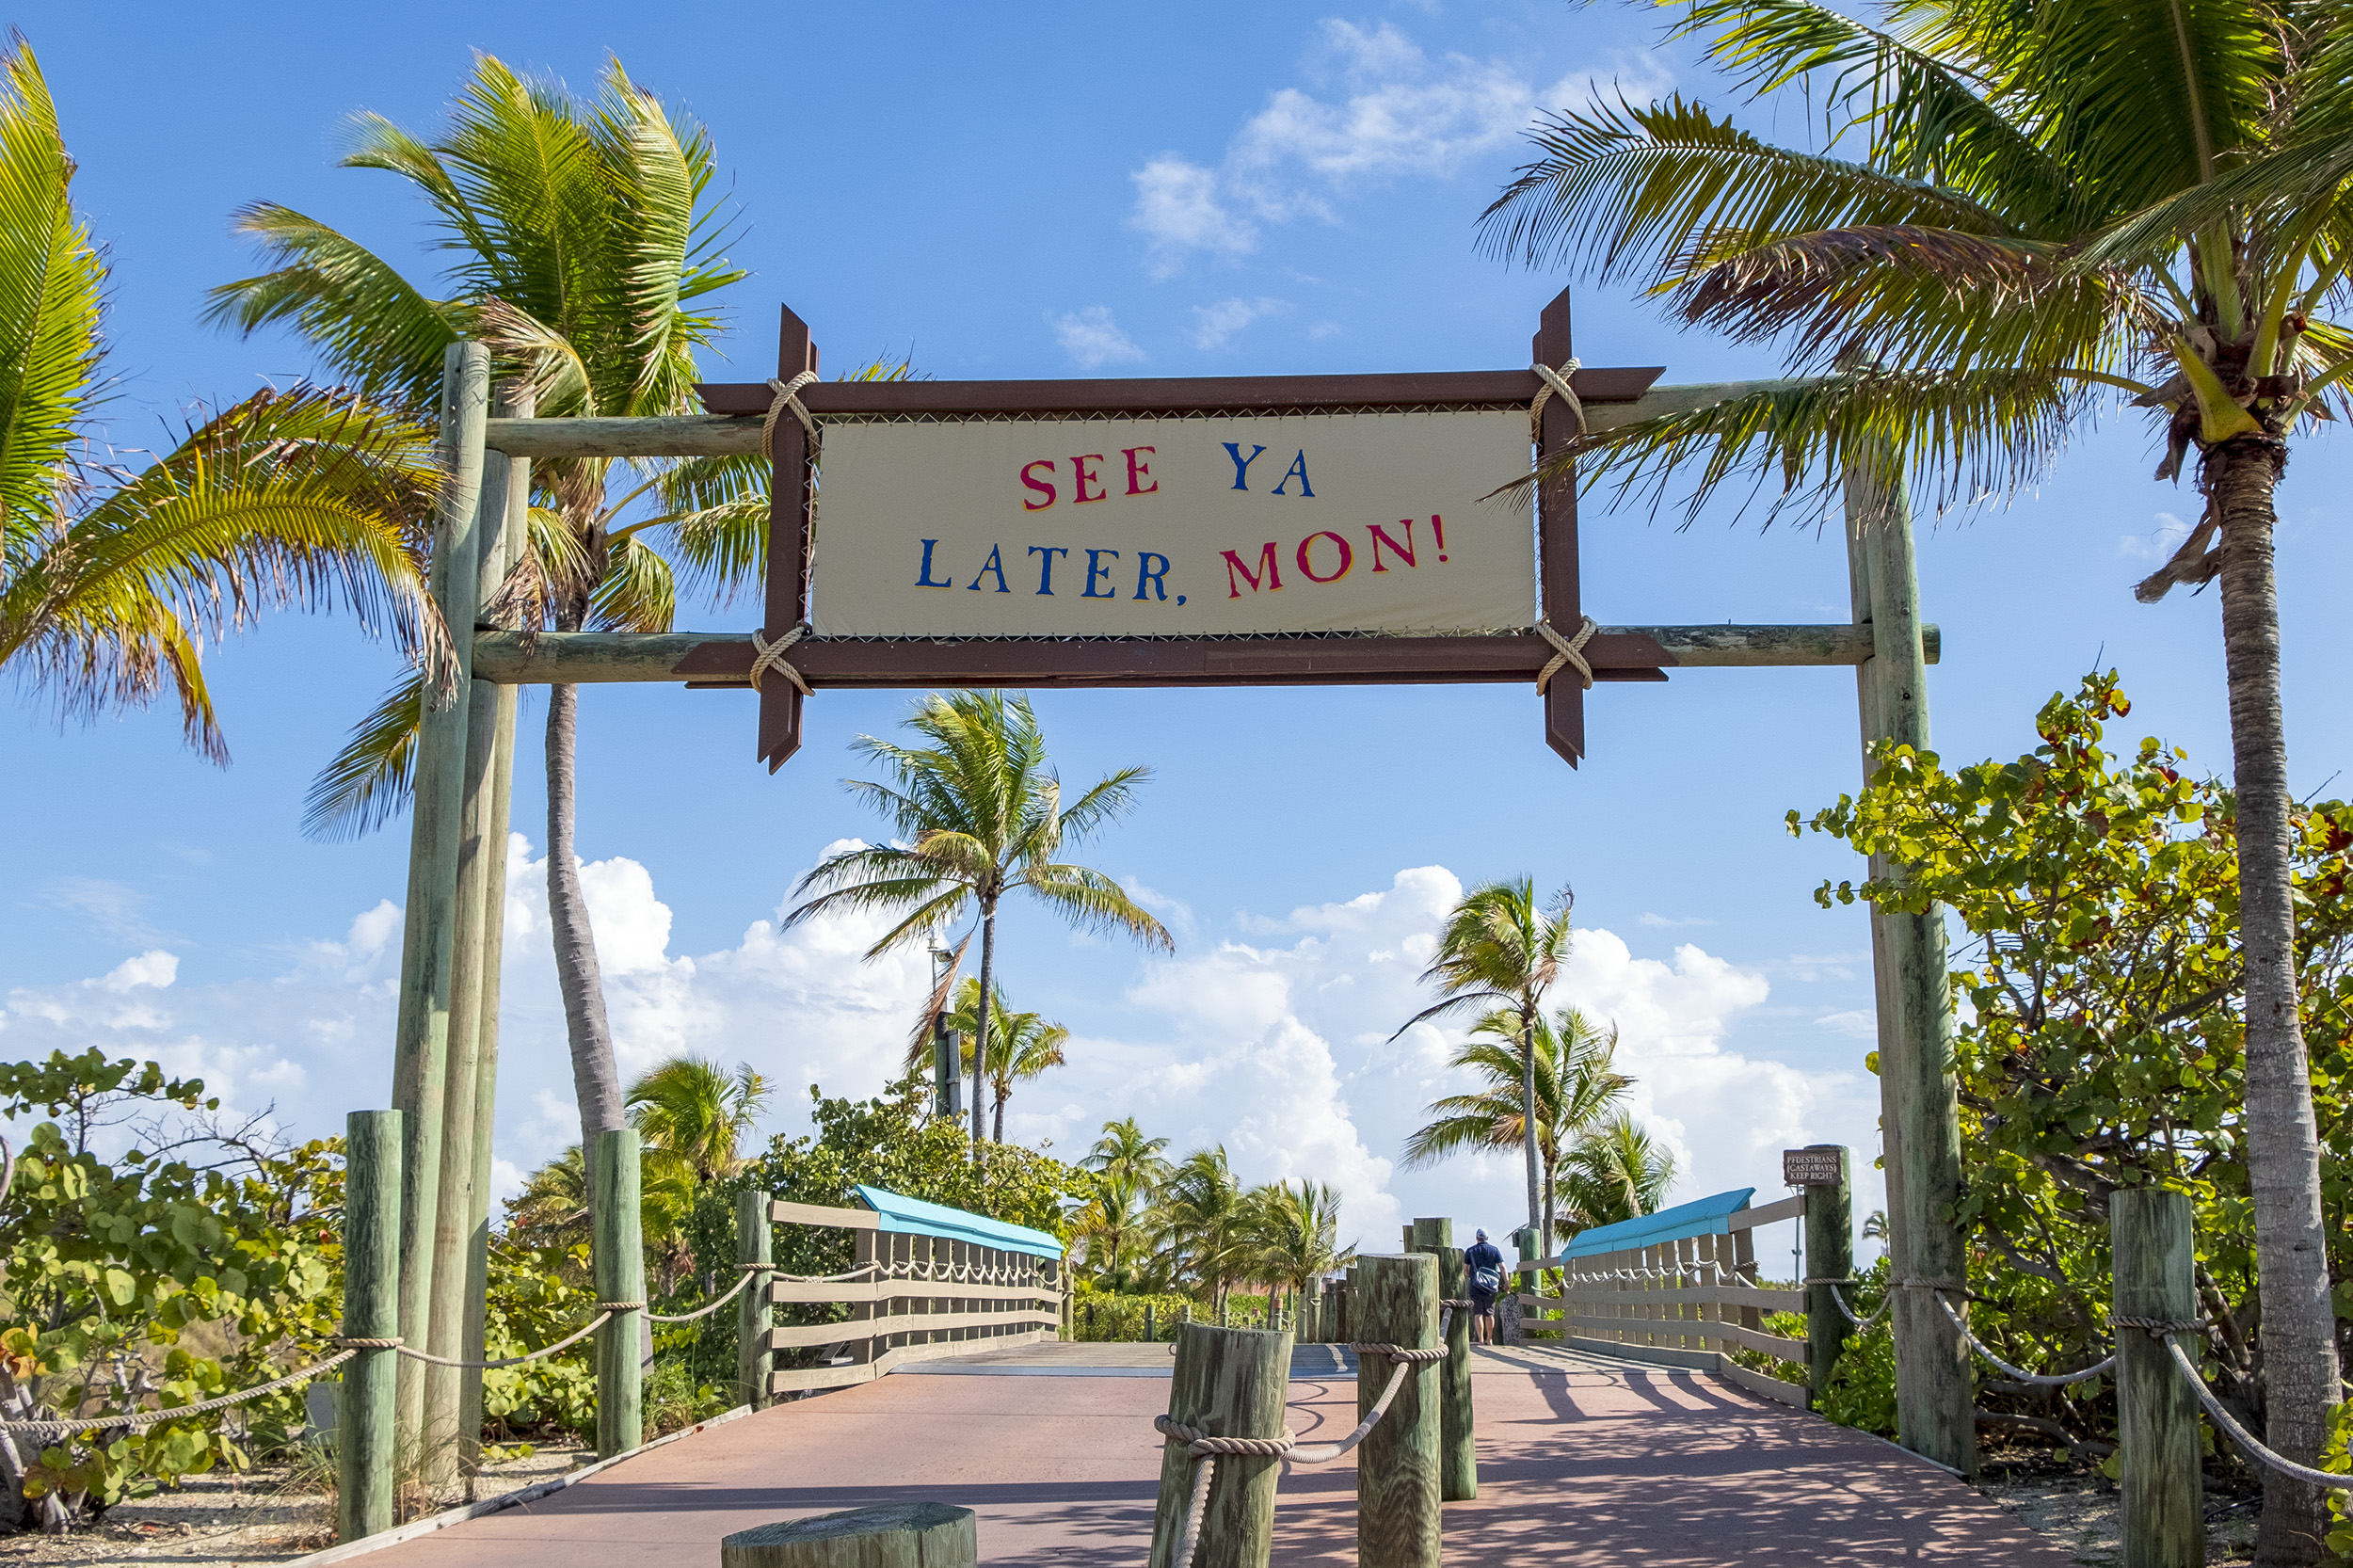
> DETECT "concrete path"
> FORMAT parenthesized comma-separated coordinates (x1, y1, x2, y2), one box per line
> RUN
(350, 1348, 2074, 1567)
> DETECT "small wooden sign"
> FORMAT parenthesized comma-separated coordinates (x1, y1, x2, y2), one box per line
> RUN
(1783, 1146, 1846, 1187)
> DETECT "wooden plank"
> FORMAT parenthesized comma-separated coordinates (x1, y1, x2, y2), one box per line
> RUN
(769, 1199, 876, 1230)
(471, 624, 1940, 689)
(768, 1308, 1055, 1350)
(1555, 1285, 1807, 1312)
(768, 1277, 1057, 1305)
(696, 365, 1666, 419)
(767, 1362, 876, 1395)
(1553, 1334, 1718, 1373)
(1707, 1320, 1810, 1362)
(1717, 1358, 1811, 1409)
(1726, 1193, 1808, 1230)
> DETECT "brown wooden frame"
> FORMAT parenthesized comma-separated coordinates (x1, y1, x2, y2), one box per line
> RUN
(696, 290, 1664, 771)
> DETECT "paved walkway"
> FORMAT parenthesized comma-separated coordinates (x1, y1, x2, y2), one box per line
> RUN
(353, 1346, 2074, 1567)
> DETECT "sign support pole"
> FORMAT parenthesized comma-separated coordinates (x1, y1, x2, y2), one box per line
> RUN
(1532, 288, 1585, 766)
(759, 307, 818, 771)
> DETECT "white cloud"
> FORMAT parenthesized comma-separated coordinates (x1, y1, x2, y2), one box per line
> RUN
(1816, 1009, 1878, 1040)
(1048, 306, 1146, 369)
(1131, 22, 1673, 269)
(2121, 510, 2194, 563)
(1637, 912, 1717, 929)
(1190, 296, 1289, 350)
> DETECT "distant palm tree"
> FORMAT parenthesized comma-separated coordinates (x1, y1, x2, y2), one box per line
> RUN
(1072, 1118, 1167, 1284)
(788, 691, 1169, 1154)
(936, 980, 1070, 1144)
(0, 43, 438, 766)
(625, 1055, 771, 1183)
(1155, 1147, 1249, 1314)
(504, 1145, 589, 1250)
(1404, 1006, 1629, 1248)
(1248, 1179, 1354, 1300)
(1394, 879, 1577, 1246)
(1559, 1113, 1676, 1230)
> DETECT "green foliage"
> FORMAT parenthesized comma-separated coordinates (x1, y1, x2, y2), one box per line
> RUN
(1068, 1288, 1196, 1342)
(475, 1239, 599, 1443)
(1793, 673, 2353, 1446)
(0, 1050, 343, 1521)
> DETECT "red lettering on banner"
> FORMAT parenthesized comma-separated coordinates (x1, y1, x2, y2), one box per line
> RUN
(1072, 454, 1109, 504)
(1123, 446, 1159, 496)
(1021, 460, 1057, 511)
(1296, 531, 1353, 583)
(1366, 520, 1416, 572)
(1223, 543, 1284, 597)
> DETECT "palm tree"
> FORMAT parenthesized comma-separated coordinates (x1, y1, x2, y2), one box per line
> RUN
(1558, 1113, 1676, 1231)
(1154, 1146, 1248, 1314)
(625, 1055, 771, 1183)
(1248, 1179, 1354, 1300)
(786, 691, 1170, 1154)
(207, 55, 752, 1171)
(503, 1144, 588, 1253)
(1393, 879, 1575, 1247)
(1479, 4, 2353, 1537)
(0, 44, 439, 764)
(1403, 1006, 1630, 1248)
(1072, 1119, 1168, 1286)
(935, 980, 1070, 1144)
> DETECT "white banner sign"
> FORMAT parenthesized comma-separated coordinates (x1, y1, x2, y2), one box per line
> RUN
(808, 410, 1534, 638)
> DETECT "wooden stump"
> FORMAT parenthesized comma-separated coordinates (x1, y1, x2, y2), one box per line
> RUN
(1409, 1220, 1475, 1502)
(1355, 1255, 1440, 1568)
(722, 1502, 976, 1568)
(339, 1111, 402, 1543)
(1148, 1324, 1289, 1568)
(2113, 1189, 2201, 1568)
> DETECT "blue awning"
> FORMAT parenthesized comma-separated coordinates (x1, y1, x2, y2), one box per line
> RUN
(1559, 1187, 1758, 1260)
(854, 1184, 1065, 1261)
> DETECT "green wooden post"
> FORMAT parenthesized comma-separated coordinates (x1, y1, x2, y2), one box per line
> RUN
(1410, 1219, 1475, 1501)
(1300, 1277, 1321, 1344)
(1356, 1255, 1440, 1568)
(390, 341, 491, 1454)
(340, 1110, 402, 1543)
(455, 392, 530, 1488)
(593, 1128, 646, 1457)
(1848, 450, 1975, 1476)
(1146, 1325, 1289, 1568)
(1802, 1145, 1855, 1408)
(1144, 1304, 1156, 1343)
(724, 1503, 977, 1568)
(2114, 1190, 2201, 1568)
(737, 1189, 774, 1409)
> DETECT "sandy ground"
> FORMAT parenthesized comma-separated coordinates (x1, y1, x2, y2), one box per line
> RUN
(0, 1441, 588, 1568)
(1974, 1444, 2265, 1565)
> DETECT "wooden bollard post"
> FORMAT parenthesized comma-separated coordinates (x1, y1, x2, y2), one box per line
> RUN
(1145, 1304, 1156, 1343)
(2113, 1189, 2200, 1568)
(1411, 1219, 1475, 1502)
(593, 1128, 645, 1458)
(1148, 1325, 1289, 1568)
(340, 1111, 402, 1543)
(1801, 1145, 1853, 1408)
(737, 1188, 773, 1410)
(1356, 1255, 1440, 1568)
(1300, 1277, 1321, 1344)
(723, 1503, 976, 1568)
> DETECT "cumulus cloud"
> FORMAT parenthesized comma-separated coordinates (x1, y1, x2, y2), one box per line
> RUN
(0, 846, 1879, 1252)
(1131, 21, 1674, 270)
(2121, 510, 2195, 563)
(1048, 306, 1147, 369)
(1190, 296, 1289, 350)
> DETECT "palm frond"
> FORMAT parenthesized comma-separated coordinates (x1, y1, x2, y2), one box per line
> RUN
(0, 41, 100, 536)
(302, 672, 423, 840)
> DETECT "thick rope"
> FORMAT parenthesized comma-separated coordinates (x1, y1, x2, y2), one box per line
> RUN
(2153, 1330, 2350, 1492)
(1827, 1284, 1891, 1331)
(761, 371, 820, 456)
(648, 1270, 762, 1324)
(747, 627, 811, 696)
(1536, 616, 1598, 694)
(1935, 1293, 2114, 1386)
(0, 1350, 358, 1435)
(1529, 359, 1585, 444)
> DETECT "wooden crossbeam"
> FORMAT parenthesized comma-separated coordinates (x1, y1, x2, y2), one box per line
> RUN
(471, 623, 1939, 688)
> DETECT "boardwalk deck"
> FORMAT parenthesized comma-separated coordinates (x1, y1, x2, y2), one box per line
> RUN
(337, 1346, 2073, 1568)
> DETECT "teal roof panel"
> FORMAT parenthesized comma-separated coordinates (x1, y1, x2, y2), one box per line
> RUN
(1559, 1187, 1758, 1260)
(853, 1184, 1064, 1260)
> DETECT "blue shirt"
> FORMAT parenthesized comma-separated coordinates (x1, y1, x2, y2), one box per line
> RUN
(1464, 1240, 1505, 1296)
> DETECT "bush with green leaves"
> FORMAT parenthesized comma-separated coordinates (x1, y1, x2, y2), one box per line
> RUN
(0, 1050, 342, 1529)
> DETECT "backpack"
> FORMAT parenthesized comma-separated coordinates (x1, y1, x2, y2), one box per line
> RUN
(1470, 1261, 1504, 1295)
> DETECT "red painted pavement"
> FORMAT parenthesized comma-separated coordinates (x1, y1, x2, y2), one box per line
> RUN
(356, 1364, 2073, 1567)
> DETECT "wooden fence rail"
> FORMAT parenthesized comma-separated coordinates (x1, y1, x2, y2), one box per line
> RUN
(758, 1201, 1064, 1399)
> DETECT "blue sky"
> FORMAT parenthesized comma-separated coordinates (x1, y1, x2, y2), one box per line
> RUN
(8, 1, 2352, 1256)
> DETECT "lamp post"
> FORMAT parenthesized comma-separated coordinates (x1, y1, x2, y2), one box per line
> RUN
(929, 943, 962, 1123)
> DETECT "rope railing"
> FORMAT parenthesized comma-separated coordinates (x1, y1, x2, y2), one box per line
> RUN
(2143, 1326, 2351, 1494)
(1152, 1312, 1454, 1568)
(1932, 1292, 2114, 1387)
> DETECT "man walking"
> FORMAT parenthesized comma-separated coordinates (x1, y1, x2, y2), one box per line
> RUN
(1464, 1227, 1506, 1345)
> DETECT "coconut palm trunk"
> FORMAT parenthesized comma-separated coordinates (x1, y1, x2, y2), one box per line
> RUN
(971, 903, 996, 1157)
(2213, 440, 2344, 1558)
(546, 680, 623, 1162)
(1522, 1012, 1542, 1247)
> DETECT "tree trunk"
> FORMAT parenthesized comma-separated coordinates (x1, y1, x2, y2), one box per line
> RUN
(971, 905, 996, 1158)
(546, 681, 624, 1167)
(1542, 1160, 1556, 1257)
(1520, 1012, 1541, 1244)
(2210, 438, 2344, 1568)
(992, 1087, 1006, 1144)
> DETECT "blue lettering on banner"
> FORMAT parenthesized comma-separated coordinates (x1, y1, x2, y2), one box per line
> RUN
(1081, 548, 1121, 598)
(1027, 545, 1071, 595)
(968, 544, 1011, 593)
(1223, 442, 1268, 491)
(916, 538, 953, 588)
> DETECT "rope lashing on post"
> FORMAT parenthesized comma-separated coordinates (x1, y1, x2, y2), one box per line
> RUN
(746, 627, 811, 696)
(760, 370, 820, 456)
(1151, 1318, 1455, 1568)
(1536, 616, 1598, 694)
(2131, 1323, 2353, 1493)
(1933, 1292, 2115, 1386)
(1529, 359, 1585, 443)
